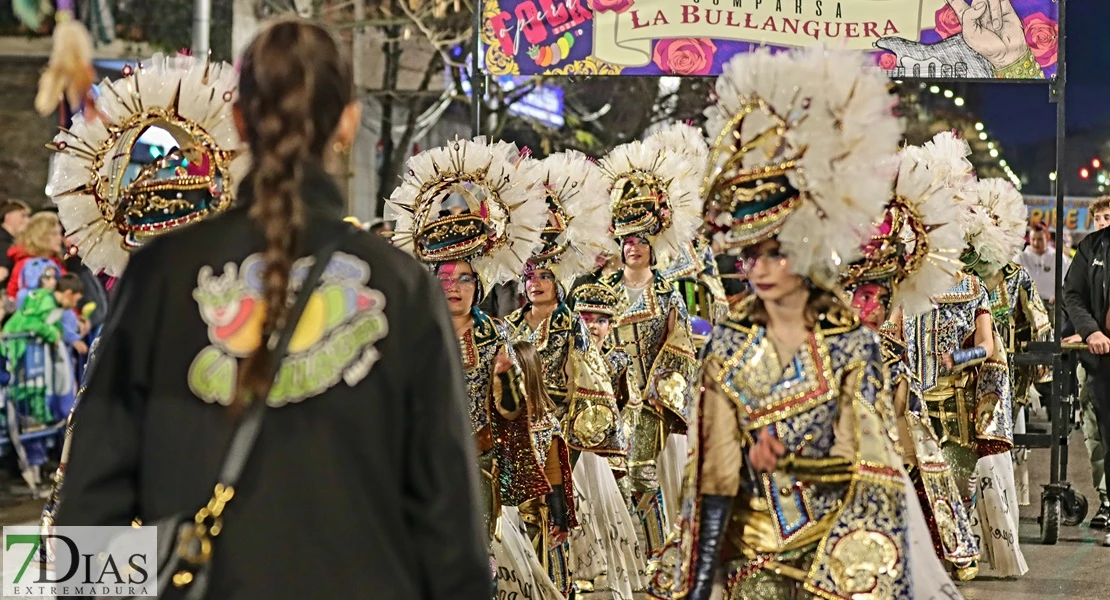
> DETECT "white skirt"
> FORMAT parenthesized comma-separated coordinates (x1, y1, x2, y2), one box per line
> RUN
(901, 472, 966, 599)
(657, 433, 689, 527)
(572, 452, 647, 598)
(494, 507, 567, 600)
(970, 453, 1029, 577)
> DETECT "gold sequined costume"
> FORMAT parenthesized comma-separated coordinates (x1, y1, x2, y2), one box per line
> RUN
(655, 303, 914, 599)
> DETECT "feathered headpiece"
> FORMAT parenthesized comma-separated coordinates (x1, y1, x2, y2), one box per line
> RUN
(842, 145, 967, 316)
(646, 122, 710, 178)
(601, 138, 702, 258)
(47, 53, 245, 277)
(701, 47, 902, 288)
(900, 131, 976, 199)
(520, 151, 616, 285)
(387, 137, 548, 288)
(964, 177, 1027, 271)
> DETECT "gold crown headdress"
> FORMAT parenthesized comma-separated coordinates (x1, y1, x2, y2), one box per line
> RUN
(387, 136, 547, 288)
(47, 53, 245, 276)
(519, 150, 616, 284)
(842, 145, 967, 316)
(570, 282, 621, 317)
(701, 47, 902, 287)
(600, 137, 703, 258)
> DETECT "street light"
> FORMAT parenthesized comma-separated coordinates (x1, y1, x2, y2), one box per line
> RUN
(954, 97, 965, 106)
(975, 122, 985, 131)
(989, 149, 999, 158)
(1049, 172, 1057, 181)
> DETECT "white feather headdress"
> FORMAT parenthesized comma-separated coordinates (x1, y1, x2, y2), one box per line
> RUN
(646, 122, 710, 179)
(844, 145, 967, 316)
(387, 136, 547, 287)
(965, 177, 1027, 269)
(702, 47, 902, 287)
(47, 53, 245, 277)
(902, 131, 976, 198)
(519, 151, 616, 285)
(600, 138, 703, 258)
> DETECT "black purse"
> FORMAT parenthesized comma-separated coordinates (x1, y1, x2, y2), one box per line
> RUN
(110, 228, 354, 600)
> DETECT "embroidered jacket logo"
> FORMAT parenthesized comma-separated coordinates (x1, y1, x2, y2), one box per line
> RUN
(188, 252, 388, 406)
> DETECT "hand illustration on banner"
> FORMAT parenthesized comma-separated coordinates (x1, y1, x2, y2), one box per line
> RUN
(875, 0, 1044, 79)
(946, 0, 1029, 71)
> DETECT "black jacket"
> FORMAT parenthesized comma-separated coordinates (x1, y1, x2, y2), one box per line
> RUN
(1064, 227, 1110, 340)
(1063, 227, 1110, 370)
(56, 166, 490, 599)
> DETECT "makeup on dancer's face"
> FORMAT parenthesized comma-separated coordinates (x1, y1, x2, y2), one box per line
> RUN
(851, 283, 889, 329)
(524, 269, 557, 304)
(580, 311, 612, 342)
(437, 262, 477, 314)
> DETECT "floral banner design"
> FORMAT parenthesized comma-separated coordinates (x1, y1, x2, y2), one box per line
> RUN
(481, 0, 1058, 79)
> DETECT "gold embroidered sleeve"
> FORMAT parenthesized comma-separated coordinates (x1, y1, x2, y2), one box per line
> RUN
(700, 359, 742, 497)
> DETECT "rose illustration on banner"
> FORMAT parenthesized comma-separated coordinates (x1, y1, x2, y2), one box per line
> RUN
(652, 38, 717, 76)
(877, 52, 897, 71)
(588, 0, 634, 14)
(934, 4, 962, 39)
(1022, 12, 1058, 67)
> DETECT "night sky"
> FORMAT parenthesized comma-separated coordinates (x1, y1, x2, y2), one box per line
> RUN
(979, 0, 1109, 186)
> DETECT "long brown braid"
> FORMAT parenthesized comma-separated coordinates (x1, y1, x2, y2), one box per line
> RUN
(234, 19, 353, 409)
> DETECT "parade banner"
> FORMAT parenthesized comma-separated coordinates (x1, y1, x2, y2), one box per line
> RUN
(481, 0, 1058, 79)
(1025, 195, 1099, 233)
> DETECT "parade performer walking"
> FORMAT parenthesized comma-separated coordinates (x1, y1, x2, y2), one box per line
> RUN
(653, 46, 928, 600)
(957, 177, 1033, 576)
(389, 136, 555, 593)
(599, 136, 702, 557)
(40, 51, 246, 537)
(649, 123, 729, 327)
(972, 180, 1051, 507)
(842, 139, 981, 578)
(505, 150, 643, 596)
(571, 283, 635, 489)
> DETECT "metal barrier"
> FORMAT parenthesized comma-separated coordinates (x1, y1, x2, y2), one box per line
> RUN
(0, 333, 71, 467)
(1012, 341, 1088, 544)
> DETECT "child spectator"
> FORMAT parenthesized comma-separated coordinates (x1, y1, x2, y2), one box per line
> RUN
(3, 272, 84, 425)
(6, 212, 64, 303)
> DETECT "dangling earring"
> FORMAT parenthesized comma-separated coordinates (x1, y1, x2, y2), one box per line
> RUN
(332, 141, 350, 156)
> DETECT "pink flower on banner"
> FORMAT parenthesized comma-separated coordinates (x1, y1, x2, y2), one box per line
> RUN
(588, 0, 634, 14)
(1023, 12, 1058, 67)
(652, 38, 717, 76)
(877, 52, 897, 71)
(934, 5, 962, 39)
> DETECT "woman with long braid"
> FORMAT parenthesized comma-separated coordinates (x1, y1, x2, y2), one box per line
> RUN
(55, 19, 490, 598)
